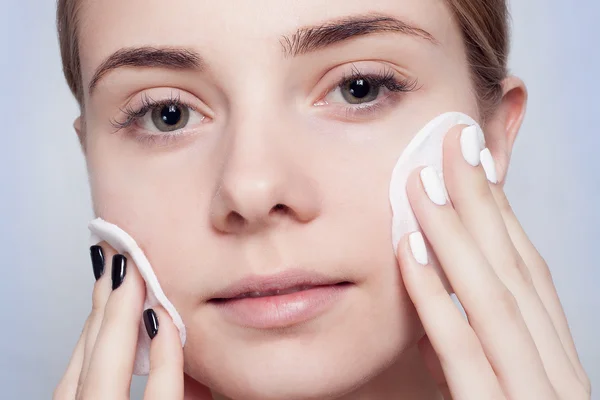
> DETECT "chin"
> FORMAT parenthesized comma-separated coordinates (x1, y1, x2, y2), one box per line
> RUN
(189, 341, 402, 400)
(182, 296, 418, 400)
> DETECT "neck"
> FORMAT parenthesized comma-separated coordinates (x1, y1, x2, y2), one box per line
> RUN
(188, 344, 441, 400)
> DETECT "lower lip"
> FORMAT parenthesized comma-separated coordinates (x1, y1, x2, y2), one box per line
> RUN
(210, 284, 351, 329)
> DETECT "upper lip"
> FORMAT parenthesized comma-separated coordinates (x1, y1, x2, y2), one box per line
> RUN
(209, 268, 349, 300)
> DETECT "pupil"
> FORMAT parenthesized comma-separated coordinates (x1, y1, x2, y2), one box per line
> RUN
(349, 79, 370, 98)
(161, 105, 181, 126)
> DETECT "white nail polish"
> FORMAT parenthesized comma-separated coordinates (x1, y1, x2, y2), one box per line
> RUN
(460, 125, 482, 167)
(409, 232, 429, 265)
(480, 148, 498, 184)
(420, 166, 447, 205)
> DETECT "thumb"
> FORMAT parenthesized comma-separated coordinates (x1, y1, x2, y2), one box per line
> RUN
(418, 335, 453, 400)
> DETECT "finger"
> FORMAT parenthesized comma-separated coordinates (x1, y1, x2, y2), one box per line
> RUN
(490, 183, 591, 391)
(77, 243, 117, 396)
(407, 167, 557, 399)
(398, 233, 505, 400)
(442, 126, 583, 397)
(53, 318, 89, 399)
(143, 308, 184, 400)
(80, 252, 146, 398)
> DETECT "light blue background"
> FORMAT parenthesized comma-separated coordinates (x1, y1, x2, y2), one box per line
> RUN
(1, 0, 598, 398)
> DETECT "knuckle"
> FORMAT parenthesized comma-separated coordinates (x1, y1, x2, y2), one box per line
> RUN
(89, 296, 107, 325)
(497, 192, 514, 216)
(515, 258, 534, 287)
(411, 268, 449, 310)
(457, 331, 484, 361)
(89, 300, 104, 320)
(439, 328, 482, 366)
(500, 256, 535, 290)
(475, 176, 495, 201)
(102, 287, 144, 326)
(536, 256, 555, 283)
(492, 287, 520, 320)
(90, 284, 109, 316)
(101, 294, 124, 327)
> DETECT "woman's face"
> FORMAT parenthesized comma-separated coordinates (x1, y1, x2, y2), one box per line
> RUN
(78, 0, 479, 398)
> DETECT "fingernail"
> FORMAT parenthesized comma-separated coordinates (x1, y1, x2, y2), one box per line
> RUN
(460, 125, 482, 167)
(111, 254, 127, 290)
(409, 232, 428, 265)
(143, 309, 159, 339)
(90, 245, 105, 281)
(420, 166, 447, 206)
(480, 148, 498, 184)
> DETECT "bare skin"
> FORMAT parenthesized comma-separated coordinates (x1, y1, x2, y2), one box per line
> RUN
(53, 0, 591, 398)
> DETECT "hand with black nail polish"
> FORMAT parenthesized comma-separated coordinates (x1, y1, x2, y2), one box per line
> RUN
(54, 246, 212, 400)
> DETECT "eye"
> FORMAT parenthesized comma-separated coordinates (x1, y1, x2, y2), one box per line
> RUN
(111, 93, 208, 135)
(316, 65, 418, 111)
(146, 103, 191, 132)
(339, 77, 381, 104)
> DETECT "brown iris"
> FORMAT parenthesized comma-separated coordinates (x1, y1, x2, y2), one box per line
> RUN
(341, 78, 380, 104)
(151, 104, 190, 132)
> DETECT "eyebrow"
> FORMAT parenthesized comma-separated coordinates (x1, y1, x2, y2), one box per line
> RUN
(88, 47, 203, 95)
(280, 14, 438, 57)
(88, 14, 436, 95)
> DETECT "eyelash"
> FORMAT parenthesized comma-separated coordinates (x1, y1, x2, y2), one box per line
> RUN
(109, 92, 199, 133)
(326, 65, 419, 119)
(109, 67, 419, 140)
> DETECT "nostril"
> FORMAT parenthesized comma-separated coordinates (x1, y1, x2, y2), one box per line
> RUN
(226, 211, 246, 228)
(271, 204, 288, 215)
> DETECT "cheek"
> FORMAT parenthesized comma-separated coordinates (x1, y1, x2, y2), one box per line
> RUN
(86, 129, 219, 302)
(87, 127, 211, 230)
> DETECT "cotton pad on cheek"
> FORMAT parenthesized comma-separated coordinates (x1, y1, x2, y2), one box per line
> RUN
(89, 219, 186, 376)
(390, 112, 482, 253)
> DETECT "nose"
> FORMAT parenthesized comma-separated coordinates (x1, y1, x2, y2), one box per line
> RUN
(209, 118, 321, 235)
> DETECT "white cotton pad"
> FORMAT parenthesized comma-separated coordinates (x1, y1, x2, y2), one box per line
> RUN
(390, 112, 482, 253)
(89, 219, 186, 376)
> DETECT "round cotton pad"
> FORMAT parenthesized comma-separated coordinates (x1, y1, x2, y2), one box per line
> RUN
(89, 218, 186, 376)
(389, 112, 481, 253)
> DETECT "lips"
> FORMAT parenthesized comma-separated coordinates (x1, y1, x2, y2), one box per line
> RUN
(208, 268, 350, 302)
(227, 285, 322, 300)
(207, 269, 353, 328)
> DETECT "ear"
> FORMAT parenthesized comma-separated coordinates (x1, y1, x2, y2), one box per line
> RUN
(73, 116, 87, 153)
(483, 76, 528, 185)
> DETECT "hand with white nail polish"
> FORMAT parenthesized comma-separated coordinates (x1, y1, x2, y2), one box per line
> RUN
(396, 125, 591, 400)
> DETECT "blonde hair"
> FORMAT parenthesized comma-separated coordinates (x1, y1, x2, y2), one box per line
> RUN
(56, 0, 509, 116)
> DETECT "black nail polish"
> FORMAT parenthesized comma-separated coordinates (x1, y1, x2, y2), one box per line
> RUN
(111, 254, 127, 290)
(143, 309, 159, 339)
(90, 245, 105, 281)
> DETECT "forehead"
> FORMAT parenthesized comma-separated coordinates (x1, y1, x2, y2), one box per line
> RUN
(78, 0, 458, 82)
